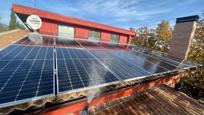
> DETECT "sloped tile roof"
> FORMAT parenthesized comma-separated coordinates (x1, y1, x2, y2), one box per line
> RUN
(89, 85, 204, 115)
(0, 29, 30, 49)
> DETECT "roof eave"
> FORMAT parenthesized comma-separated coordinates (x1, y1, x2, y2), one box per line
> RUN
(12, 4, 136, 36)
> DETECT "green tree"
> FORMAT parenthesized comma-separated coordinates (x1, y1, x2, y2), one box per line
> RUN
(181, 12, 204, 100)
(16, 22, 25, 29)
(0, 16, 6, 32)
(188, 15, 204, 63)
(156, 20, 172, 41)
(133, 20, 173, 52)
(8, 8, 24, 30)
(0, 16, 2, 31)
(134, 27, 149, 46)
(155, 20, 173, 52)
(146, 29, 157, 49)
(133, 27, 157, 49)
(181, 69, 204, 99)
(8, 8, 18, 30)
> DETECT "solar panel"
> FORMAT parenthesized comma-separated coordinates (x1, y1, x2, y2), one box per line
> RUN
(0, 40, 54, 107)
(0, 34, 197, 108)
(55, 38, 192, 94)
(57, 48, 119, 93)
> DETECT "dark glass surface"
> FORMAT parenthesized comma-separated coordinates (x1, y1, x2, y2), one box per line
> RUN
(57, 48, 119, 92)
(0, 44, 54, 104)
(0, 35, 195, 106)
(55, 37, 193, 93)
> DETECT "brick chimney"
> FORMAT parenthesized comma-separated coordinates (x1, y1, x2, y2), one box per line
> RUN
(168, 15, 199, 60)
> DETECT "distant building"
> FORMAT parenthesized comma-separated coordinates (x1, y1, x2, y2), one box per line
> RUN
(13, 4, 136, 44)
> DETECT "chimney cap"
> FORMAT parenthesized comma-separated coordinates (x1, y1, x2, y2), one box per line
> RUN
(176, 15, 199, 23)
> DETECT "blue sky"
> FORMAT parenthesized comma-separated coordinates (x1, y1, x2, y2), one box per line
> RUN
(0, 0, 203, 29)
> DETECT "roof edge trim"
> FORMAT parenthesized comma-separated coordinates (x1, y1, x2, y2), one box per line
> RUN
(12, 4, 136, 36)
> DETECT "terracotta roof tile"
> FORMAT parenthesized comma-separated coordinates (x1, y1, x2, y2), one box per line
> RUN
(89, 85, 204, 115)
(0, 30, 30, 49)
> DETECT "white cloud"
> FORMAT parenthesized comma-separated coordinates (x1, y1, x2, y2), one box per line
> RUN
(1, 0, 197, 28)
(39, 0, 173, 23)
(70, 0, 173, 21)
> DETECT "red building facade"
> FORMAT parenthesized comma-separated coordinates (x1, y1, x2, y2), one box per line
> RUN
(13, 4, 136, 44)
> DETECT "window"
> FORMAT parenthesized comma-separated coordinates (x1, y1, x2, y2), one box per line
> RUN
(58, 25, 74, 40)
(88, 30, 101, 42)
(110, 34, 119, 44)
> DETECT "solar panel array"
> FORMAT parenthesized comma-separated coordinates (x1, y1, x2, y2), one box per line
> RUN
(0, 38, 54, 106)
(0, 35, 194, 107)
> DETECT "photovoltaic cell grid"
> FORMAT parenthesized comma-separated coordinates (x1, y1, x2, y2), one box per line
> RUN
(0, 38, 54, 106)
(55, 39, 192, 94)
(57, 48, 119, 92)
(0, 35, 196, 107)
